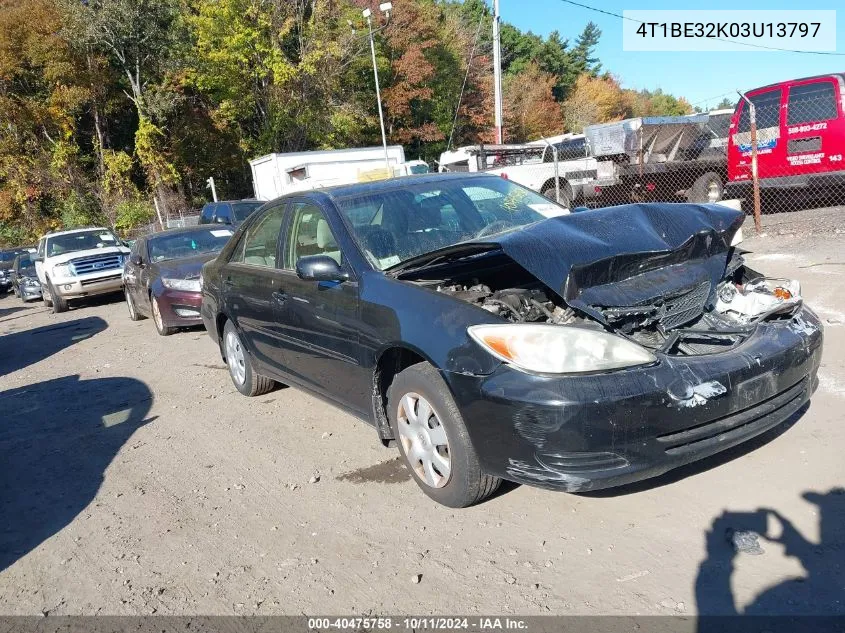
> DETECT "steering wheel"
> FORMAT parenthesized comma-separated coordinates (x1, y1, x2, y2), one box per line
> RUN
(475, 221, 512, 238)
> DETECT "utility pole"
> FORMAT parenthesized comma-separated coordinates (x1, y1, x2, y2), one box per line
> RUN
(206, 177, 218, 202)
(363, 4, 394, 177)
(492, 0, 503, 144)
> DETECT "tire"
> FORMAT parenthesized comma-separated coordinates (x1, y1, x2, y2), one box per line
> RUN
(12, 285, 20, 298)
(687, 172, 724, 203)
(42, 280, 53, 308)
(45, 279, 67, 313)
(125, 288, 144, 321)
(150, 294, 176, 336)
(542, 180, 572, 208)
(222, 320, 275, 397)
(387, 362, 501, 507)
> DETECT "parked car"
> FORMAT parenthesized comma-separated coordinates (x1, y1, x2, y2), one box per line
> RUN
(726, 72, 845, 201)
(123, 225, 235, 335)
(33, 228, 130, 313)
(198, 200, 265, 228)
(0, 247, 31, 293)
(200, 173, 822, 507)
(11, 253, 42, 302)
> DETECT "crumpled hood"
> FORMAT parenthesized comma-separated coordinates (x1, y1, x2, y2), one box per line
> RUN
(151, 252, 218, 280)
(475, 203, 745, 327)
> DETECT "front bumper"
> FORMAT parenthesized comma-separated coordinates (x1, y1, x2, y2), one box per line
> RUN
(446, 307, 823, 492)
(155, 288, 203, 327)
(19, 283, 42, 300)
(51, 271, 123, 298)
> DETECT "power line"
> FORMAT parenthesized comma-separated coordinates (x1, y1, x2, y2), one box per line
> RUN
(557, 0, 845, 56)
(447, 11, 486, 151)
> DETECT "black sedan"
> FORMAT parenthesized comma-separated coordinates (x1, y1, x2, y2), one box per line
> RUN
(200, 173, 822, 507)
(123, 225, 234, 335)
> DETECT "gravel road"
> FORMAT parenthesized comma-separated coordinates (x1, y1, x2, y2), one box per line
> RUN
(1, 223, 843, 616)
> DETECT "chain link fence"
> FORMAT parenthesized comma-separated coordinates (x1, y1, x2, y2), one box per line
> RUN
(445, 79, 845, 229)
(125, 209, 201, 241)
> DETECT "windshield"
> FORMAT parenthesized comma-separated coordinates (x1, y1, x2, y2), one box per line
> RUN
(147, 227, 234, 262)
(47, 230, 120, 257)
(335, 176, 566, 271)
(232, 201, 264, 222)
(0, 252, 16, 263)
(17, 256, 34, 272)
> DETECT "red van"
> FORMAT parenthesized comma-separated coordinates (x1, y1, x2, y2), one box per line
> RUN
(726, 73, 845, 200)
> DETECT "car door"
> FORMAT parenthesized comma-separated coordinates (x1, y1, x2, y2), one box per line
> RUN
(123, 239, 144, 307)
(732, 87, 783, 182)
(274, 199, 370, 413)
(220, 203, 289, 376)
(784, 77, 845, 179)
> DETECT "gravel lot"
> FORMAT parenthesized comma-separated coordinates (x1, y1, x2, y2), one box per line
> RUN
(1, 214, 843, 617)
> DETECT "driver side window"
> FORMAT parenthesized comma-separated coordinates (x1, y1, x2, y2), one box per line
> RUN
(233, 205, 286, 268)
(284, 203, 341, 269)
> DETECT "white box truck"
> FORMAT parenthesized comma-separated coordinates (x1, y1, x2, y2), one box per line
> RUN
(250, 146, 428, 201)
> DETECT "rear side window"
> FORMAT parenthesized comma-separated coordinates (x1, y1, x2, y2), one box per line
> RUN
(200, 204, 215, 224)
(738, 89, 782, 132)
(787, 81, 839, 125)
(233, 205, 286, 268)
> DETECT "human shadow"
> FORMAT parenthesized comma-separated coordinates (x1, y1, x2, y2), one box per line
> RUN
(0, 374, 154, 572)
(696, 488, 845, 630)
(0, 316, 107, 377)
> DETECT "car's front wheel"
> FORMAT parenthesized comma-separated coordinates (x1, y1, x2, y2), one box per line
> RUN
(388, 362, 501, 507)
(125, 288, 144, 321)
(43, 278, 67, 313)
(150, 294, 176, 336)
(222, 320, 275, 397)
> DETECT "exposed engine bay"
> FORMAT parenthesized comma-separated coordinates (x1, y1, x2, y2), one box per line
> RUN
(417, 250, 805, 357)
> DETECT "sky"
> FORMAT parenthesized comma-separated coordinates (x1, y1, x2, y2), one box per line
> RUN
(498, 0, 845, 110)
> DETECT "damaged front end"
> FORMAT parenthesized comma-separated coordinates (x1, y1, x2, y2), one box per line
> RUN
(398, 203, 823, 491)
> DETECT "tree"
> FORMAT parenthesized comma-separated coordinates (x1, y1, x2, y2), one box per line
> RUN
(563, 74, 627, 132)
(503, 62, 562, 142)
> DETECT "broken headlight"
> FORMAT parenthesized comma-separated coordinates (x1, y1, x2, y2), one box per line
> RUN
(467, 324, 656, 374)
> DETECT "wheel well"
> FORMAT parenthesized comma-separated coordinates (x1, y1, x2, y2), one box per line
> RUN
(216, 313, 229, 359)
(541, 177, 573, 200)
(372, 347, 426, 445)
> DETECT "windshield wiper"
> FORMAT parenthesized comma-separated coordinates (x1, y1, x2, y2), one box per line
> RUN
(386, 243, 498, 277)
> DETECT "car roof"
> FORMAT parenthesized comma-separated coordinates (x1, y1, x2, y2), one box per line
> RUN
(44, 227, 111, 238)
(749, 72, 845, 94)
(142, 224, 237, 240)
(203, 199, 261, 205)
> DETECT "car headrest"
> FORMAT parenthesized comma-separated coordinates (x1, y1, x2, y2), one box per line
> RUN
(409, 196, 445, 231)
(317, 218, 336, 249)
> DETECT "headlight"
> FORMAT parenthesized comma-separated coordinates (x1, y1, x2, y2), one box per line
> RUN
(23, 277, 40, 287)
(161, 278, 201, 292)
(51, 263, 74, 278)
(467, 324, 656, 374)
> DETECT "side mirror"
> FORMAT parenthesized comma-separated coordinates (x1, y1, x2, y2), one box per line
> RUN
(295, 255, 348, 282)
(31, 254, 43, 262)
(130, 254, 143, 266)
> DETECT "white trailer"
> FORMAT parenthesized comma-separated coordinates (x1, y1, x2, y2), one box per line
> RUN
(250, 146, 427, 201)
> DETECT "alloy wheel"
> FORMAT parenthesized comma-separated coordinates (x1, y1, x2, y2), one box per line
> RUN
(396, 392, 451, 488)
(225, 329, 246, 386)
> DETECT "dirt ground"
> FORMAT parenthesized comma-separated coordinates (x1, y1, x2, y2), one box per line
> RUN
(1, 211, 843, 617)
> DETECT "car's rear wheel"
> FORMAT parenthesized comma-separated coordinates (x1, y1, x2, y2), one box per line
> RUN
(388, 362, 501, 507)
(150, 294, 176, 336)
(687, 172, 724, 203)
(223, 320, 275, 397)
(125, 288, 144, 321)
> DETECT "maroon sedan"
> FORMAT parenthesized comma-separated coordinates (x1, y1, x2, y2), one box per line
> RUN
(123, 225, 235, 335)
